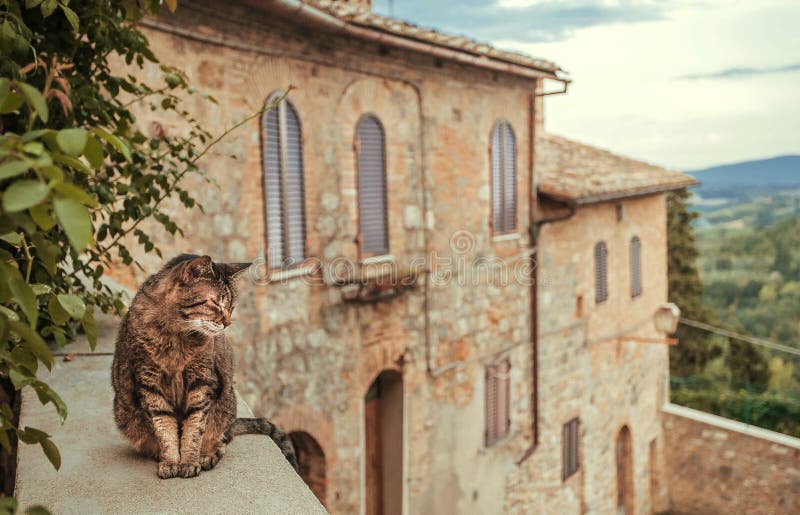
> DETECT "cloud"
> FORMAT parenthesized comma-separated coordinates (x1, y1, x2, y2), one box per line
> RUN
(372, 0, 673, 42)
(678, 63, 800, 80)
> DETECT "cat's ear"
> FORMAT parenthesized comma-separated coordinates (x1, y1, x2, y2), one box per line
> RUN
(219, 262, 252, 279)
(181, 255, 214, 283)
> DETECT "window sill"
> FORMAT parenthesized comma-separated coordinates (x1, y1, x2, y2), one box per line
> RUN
(266, 264, 318, 283)
(359, 254, 396, 266)
(491, 233, 521, 243)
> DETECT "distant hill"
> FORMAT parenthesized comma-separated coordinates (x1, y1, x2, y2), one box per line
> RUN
(688, 155, 800, 197)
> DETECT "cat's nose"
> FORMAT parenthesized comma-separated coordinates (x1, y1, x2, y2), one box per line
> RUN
(222, 314, 231, 327)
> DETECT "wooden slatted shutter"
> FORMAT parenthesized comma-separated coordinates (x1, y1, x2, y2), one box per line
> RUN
(630, 236, 642, 297)
(485, 363, 498, 445)
(496, 359, 510, 439)
(563, 417, 580, 480)
(595, 241, 608, 303)
(485, 359, 511, 446)
(283, 102, 306, 266)
(261, 95, 306, 269)
(356, 116, 389, 256)
(491, 121, 517, 235)
(262, 104, 284, 269)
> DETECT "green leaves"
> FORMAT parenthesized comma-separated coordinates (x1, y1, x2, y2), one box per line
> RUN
(18, 427, 61, 470)
(60, 5, 80, 32)
(53, 196, 92, 252)
(82, 306, 98, 351)
(0, 0, 214, 484)
(56, 129, 87, 157)
(17, 82, 48, 123)
(0, 160, 32, 180)
(92, 128, 131, 162)
(9, 320, 53, 371)
(9, 274, 37, 325)
(56, 294, 85, 319)
(3, 180, 48, 212)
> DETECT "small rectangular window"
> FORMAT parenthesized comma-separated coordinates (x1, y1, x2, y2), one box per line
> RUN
(562, 417, 580, 480)
(630, 236, 642, 297)
(595, 242, 608, 303)
(485, 359, 511, 446)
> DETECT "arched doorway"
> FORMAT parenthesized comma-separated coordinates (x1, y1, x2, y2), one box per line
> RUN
(364, 370, 403, 515)
(289, 431, 326, 507)
(616, 425, 634, 515)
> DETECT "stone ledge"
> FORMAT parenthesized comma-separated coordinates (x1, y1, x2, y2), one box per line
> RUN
(14, 319, 326, 514)
(662, 402, 800, 449)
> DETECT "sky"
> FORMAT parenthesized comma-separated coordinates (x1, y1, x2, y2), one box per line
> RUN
(372, 0, 800, 170)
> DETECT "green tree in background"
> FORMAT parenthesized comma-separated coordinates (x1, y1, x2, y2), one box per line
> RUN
(726, 338, 770, 390)
(666, 189, 721, 376)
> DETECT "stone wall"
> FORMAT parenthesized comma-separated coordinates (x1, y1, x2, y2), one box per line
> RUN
(663, 403, 800, 515)
(507, 196, 671, 514)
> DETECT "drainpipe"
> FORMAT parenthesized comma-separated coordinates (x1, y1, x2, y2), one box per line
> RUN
(517, 83, 572, 465)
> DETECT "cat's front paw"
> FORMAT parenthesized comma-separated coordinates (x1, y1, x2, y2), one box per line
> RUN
(157, 461, 181, 479)
(200, 445, 226, 470)
(178, 461, 202, 478)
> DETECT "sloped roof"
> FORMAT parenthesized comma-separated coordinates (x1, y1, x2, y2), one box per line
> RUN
(536, 134, 698, 204)
(302, 0, 562, 76)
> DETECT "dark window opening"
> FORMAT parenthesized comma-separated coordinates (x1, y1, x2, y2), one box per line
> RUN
(562, 417, 580, 480)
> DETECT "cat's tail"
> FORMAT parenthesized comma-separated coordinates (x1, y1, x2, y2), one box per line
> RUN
(227, 418, 298, 471)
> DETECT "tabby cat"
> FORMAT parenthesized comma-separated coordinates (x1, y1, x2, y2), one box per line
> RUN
(111, 254, 297, 478)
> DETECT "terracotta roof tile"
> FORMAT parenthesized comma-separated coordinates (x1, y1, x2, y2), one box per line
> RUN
(302, 0, 562, 74)
(536, 134, 698, 204)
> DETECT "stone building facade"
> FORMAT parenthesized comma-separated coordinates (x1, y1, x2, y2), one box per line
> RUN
(106, 1, 736, 513)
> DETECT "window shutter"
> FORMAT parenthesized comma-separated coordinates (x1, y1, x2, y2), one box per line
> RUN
(485, 364, 498, 445)
(491, 125, 503, 233)
(485, 359, 511, 446)
(283, 103, 306, 266)
(356, 116, 389, 256)
(262, 106, 284, 269)
(595, 242, 608, 303)
(491, 121, 517, 235)
(501, 123, 517, 233)
(497, 359, 510, 438)
(261, 95, 306, 269)
(630, 236, 642, 297)
(563, 418, 580, 479)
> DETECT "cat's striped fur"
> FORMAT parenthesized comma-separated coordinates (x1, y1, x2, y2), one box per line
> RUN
(111, 254, 297, 478)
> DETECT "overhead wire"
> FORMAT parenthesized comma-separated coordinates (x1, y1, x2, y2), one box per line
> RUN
(679, 318, 800, 357)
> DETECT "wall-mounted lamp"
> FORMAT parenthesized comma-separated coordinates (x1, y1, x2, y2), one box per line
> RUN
(654, 303, 681, 334)
(624, 303, 681, 346)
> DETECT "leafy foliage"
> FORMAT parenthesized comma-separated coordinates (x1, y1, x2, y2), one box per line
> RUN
(0, 0, 215, 491)
(667, 188, 721, 376)
(671, 376, 800, 438)
(699, 216, 800, 351)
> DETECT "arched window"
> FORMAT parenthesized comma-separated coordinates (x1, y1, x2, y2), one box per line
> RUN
(355, 115, 389, 256)
(491, 120, 517, 235)
(289, 431, 327, 507)
(630, 236, 642, 297)
(262, 94, 306, 269)
(595, 241, 608, 303)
